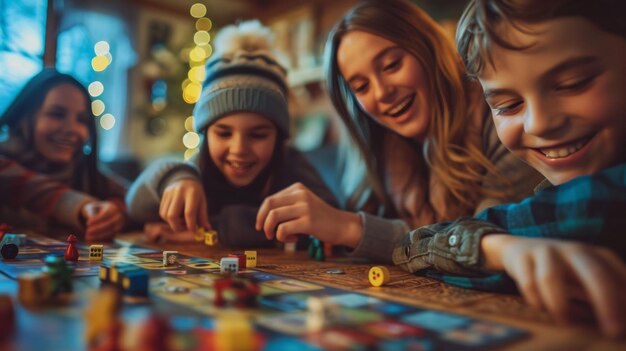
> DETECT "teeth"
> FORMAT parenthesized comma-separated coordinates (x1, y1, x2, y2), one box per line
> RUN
(540, 141, 586, 159)
(229, 161, 252, 169)
(387, 96, 412, 116)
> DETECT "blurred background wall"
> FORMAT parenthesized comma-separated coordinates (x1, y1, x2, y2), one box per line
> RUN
(0, 0, 467, 190)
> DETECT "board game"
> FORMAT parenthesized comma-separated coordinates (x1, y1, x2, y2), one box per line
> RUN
(0, 234, 528, 350)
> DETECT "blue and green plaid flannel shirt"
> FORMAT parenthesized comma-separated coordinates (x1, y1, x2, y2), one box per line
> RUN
(427, 162, 626, 291)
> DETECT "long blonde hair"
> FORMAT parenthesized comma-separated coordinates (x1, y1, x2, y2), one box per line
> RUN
(324, 0, 505, 225)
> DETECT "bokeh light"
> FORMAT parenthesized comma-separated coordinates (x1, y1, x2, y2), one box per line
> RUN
(88, 81, 104, 97)
(91, 56, 109, 72)
(189, 46, 206, 62)
(91, 100, 105, 116)
(193, 31, 211, 46)
(190, 3, 207, 18)
(183, 82, 202, 104)
(195, 18, 212, 31)
(184, 116, 195, 132)
(100, 113, 116, 130)
(184, 148, 199, 161)
(188, 66, 205, 82)
(182, 132, 200, 149)
(94, 41, 110, 55)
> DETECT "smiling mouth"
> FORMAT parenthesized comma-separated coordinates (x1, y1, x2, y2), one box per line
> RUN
(535, 136, 592, 159)
(226, 160, 255, 170)
(51, 137, 79, 149)
(384, 94, 416, 118)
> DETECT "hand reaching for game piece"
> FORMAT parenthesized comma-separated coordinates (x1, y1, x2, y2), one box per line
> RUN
(482, 235, 626, 338)
(160, 179, 212, 233)
(81, 201, 125, 242)
(255, 182, 362, 247)
(143, 222, 196, 243)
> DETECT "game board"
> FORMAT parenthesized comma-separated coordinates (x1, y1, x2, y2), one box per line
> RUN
(0, 235, 528, 350)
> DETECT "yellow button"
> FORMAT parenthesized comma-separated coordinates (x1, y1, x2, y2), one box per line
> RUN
(368, 266, 390, 287)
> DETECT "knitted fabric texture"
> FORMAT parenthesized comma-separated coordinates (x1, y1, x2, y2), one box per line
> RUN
(193, 20, 290, 136)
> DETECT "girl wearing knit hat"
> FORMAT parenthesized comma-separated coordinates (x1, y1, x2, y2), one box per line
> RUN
(0, 68, 128, 241)
(126, 20, 337, 246)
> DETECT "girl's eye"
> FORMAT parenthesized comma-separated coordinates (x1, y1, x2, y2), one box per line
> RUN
(215, 131, 231, 138)
(250, 133, 269, 139)
(555, 75, 595, 92)
(383, 58, 401, 72)
(493, 101, 523, 116)
(47, 111, 65, 119)
(353, 82, 369, 94)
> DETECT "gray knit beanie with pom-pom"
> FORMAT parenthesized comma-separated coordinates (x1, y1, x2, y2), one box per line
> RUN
(192, 20, 290, 137)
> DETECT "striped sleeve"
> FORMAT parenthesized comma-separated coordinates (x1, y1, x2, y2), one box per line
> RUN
(0, 157, 96, 228)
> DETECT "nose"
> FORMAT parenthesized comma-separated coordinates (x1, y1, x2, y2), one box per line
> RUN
(229, 133, 249, 155)
(523, 98, 568, 137)
(373, 75, 395, 103)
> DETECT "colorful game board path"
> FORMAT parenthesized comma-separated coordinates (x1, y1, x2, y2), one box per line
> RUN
(0, 232, 624, 350)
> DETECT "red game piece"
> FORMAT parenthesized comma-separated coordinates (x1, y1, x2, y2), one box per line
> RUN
(228, 253, 246, 270)
(65, 234, 79, 261)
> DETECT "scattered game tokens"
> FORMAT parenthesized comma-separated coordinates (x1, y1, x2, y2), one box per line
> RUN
(1, 243, 18, 259)
(325, 269, 345, 275)
(165, 286, 190, 294)
(368, 266, 391, 287)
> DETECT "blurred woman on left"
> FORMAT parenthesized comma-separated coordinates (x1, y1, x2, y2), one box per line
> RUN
(0, 68, 127, 241)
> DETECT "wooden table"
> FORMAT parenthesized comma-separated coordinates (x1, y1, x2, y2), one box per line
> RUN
(1, 232, 625, 350)
(121, 233, 625, 351)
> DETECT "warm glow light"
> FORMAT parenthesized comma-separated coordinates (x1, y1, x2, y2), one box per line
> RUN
(189, 46, 206, 62)
(100, 113, 116, 130)
(193, 31, 210, 46)
(94, 41, 110, 55)
(104, 52, 113, 63)
(195, 18, 212, 31)
(188, 66, 205, 82)
(88, 81, 104, 97)
(91, 100, 105, 116)
(184, 116, 195, 132)
(182, 132, 200, 149)
(184, 148, 199, 160)
(190, 3, 207, 18)
(181, 78, 191, 91)
(91, 56, 109, 72)
(201, 44, 213, 58)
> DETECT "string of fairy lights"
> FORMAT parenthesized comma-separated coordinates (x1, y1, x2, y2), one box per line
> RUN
(89, 40, 115, 130)
(182, 3, 213, 160)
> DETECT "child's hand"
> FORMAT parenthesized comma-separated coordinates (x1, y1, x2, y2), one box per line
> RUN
(160, 179, 211, 233)
(483, 235, 626, 337)
(81, 201, 125, 242)
(255, 182, 362, 247)
(143, 222, 196, 243)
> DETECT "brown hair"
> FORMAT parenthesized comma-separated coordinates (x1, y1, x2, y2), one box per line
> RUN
(324, 0, 505, 225)
(457, 0, 626, 79)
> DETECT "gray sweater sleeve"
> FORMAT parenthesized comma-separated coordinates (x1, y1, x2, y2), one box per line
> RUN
(125, 159, 200, 223)
(349, 212, 410, 263)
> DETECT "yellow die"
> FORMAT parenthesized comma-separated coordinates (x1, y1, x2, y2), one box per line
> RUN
(368, 266, 390, 287)
(204, 230, 218, 246)
(195, 228, 206, 242)
(244, 251, 257, 268)
(89, 245, 104, 261)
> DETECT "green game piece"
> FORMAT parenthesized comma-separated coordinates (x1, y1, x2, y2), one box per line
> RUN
(314, 247, 325, 262)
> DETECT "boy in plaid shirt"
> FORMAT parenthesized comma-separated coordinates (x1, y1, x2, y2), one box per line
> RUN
(393, 0, 626, 337)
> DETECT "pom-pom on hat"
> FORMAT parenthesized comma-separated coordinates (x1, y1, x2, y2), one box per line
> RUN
(193, 20, 290, 137)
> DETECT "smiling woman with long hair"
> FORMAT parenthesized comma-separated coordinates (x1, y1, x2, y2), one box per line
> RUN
(0, 68, 127, 240)
(255, 0, 542, 262)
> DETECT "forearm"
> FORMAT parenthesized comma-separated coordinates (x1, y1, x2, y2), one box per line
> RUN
(350, 212, 408, 263)
(125, 159, 199, 223)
